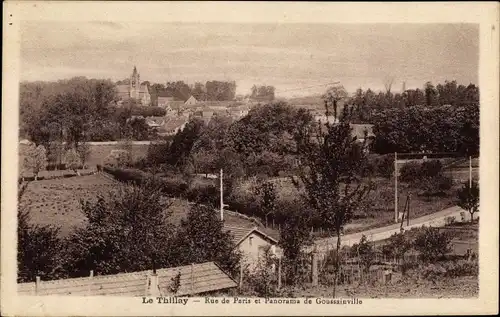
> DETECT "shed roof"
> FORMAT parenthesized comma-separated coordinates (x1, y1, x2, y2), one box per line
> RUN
(17, 262, 237, 296)
(224, 225, 278, 246)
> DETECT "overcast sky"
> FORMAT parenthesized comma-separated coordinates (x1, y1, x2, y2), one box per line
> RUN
(20, 22, 478, 97)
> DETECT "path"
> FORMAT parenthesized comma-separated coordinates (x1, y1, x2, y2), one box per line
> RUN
(311, 205, 470, 253)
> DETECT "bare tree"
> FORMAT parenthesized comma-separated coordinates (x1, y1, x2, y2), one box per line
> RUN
(383, 76, 394, 94)
(292, 95, 373, 297)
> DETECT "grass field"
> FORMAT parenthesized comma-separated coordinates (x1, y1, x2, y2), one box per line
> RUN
(19, 174, 118, 236)
(255, 176, 461, 235)
(19, 174, 273, 239)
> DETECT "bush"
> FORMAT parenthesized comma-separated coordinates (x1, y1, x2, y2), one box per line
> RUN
(375, 154, 394, 178)
(399, 161, 421, 182)
(413, 226, 452, 262)
(420, 160, 443, 178)
(421, 260, 478, 280)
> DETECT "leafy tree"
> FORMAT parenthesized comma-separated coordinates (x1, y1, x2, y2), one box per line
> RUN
(76, 141, 91, 169)
(167, 118, 205, 169)
(169, 204, 241, 276)
(191, 82, 207, 101)
(18, 208, 62, 282)
(292, 95, 373, 297)
(245, 245, 280, 297)
(64, 149, 81, 174)
(224, 102, 313, 175)
(206, 81, 236, 101)
(413, 226, 451, 262)
(278, 199, 313, 285)
(250, 85, 275, 101)
(457, 180, 480, 223)
(24, 144, 48, 180)
(253, 181, 277, 227)
(351, 235, 375, 274)
(117, 138, 134, 166)
(63, 181, 174, 277)
(382, 232, 412, 263)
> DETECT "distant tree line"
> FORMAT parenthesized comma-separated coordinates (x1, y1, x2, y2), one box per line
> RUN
(148, 80, 237, 106)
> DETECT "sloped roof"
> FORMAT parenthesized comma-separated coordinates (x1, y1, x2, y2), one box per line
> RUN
(224, 226, 278, 246)
(161, 117, 188, 132)
(17, 262, 237, 296)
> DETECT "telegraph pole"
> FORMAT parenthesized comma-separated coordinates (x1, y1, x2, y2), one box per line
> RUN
(394, 152, 398, 223)
(220, 169, 224, 221)
(469, 156, 472, 188)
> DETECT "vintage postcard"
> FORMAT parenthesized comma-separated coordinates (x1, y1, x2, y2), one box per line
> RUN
(2, 1, 498, 316)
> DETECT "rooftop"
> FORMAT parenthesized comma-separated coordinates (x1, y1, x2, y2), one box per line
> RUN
(18, 262, 237, 296)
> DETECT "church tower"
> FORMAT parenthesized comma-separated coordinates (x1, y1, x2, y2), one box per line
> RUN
(129, 66, 141, 100)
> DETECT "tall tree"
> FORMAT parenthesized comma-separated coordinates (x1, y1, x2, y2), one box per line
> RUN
(18, 208, 62, 282)
(170, 204, 241, 276)
(63, 181, 174, 277)
(293, 95, 373, 296)
(457, 180, 480, 224)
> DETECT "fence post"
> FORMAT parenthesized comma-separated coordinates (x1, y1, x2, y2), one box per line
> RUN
(35, 276, 41, 295)
(311, 252, 319, 286)
(88, 270, 94, 296)
(191, 263, 194, 295)
(277, 257, 282, 290)
(239, 263, 243, 290)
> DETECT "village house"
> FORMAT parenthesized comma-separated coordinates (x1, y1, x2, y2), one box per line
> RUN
(157, 117, 189, 136)
(116, 66, 151, 106)
(224, 225, 281, 271)
(157, 92, 197, 110)
(17, 262, 237, 296)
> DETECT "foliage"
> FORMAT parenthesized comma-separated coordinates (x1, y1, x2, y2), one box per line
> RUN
(292, 94, 373, 296)
(351, 235, 375, 273)
(76, 141, 91, 168)
(375, 154, 395, 178)
(24, 144, 48, 178)
(399, 161, 421, 182)
(457, 180, 480, 223)
(372, 103, 479, 155)
(169, 204, 241, 276)
(421, 260, 478, 280)
(64, 149, 82, 172)
(224, 102, 313, 176)
(253, 181, 277, 227)
(62, 180, 174, 277)
(250, 85, 275, 102)
(169, 271, 182, 294)
(205, 80, 236, 101)
(245, 246, 281, 297)
(278, 199, 313, 285)
(413, 226, 452, 262)
(167, 118, 205, 168)
(18, 207, 62, 282)
(381, 232, 412, 262)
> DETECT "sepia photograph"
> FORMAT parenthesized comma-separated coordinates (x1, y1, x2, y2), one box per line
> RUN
(2, 1, 498, 316)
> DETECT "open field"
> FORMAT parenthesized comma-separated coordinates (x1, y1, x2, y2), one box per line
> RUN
(19, 174, 276, 239)
(257, 176, 462, 235)
(19, 174, 118, 236)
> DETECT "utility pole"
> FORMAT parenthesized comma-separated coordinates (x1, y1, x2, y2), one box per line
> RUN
(469, 156, 472, 188)
(394, 152, 398, 223)
(220, 169, 224, 221)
